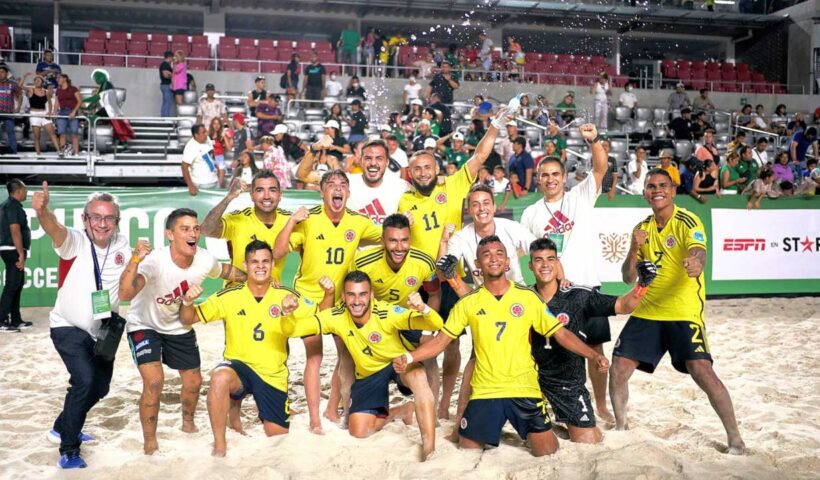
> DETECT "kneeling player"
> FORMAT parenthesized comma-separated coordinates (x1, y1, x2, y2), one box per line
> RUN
(395, 236, 609, 456)
(529, 238, 656, 443)
(284, 271, 442, 461)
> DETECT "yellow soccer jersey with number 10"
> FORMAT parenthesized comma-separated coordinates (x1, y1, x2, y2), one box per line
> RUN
(221, 207, 292, 284)
(443, 282, 563, 400)
(195, 282, 318, 392)
(288, 206, 382, 302)
(633, 206, 707, 325)
(353, 247, 436, 306)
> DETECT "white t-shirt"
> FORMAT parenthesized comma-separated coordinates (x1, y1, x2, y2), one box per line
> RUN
(593, 82, 609, 102)
(520, 174, 601, 287)
(479, 38, 493, 60)
(490, 177, 510, 194)
(752, 149, 768, 167)
(326, 79, 343, 97)
(447, 218, 536, 285)
(50, 229, 131, 339)
(126, 246, 222, 336)
(182, 138, 219, 186)
(619, 91, 637, 108)
(403, 83, 422, 103)
(347, 173, 409, 224)
(389, 148, 408, 179)
(627, 159, 647, 194)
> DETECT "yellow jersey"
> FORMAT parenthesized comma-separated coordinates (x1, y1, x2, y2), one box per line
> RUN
(290, 299, 443, 379)
(352, 247, 436, 306)
(443, 281, 563, 400)
(221, 207, 292, 283)
(397, 165, 474, 260)
(195, 282, 317, 391)
(288, 205, 382, 302)
(633, 206, 707, 325)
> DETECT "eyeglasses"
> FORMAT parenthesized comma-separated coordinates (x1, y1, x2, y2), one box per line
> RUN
(86, 214, 119, 224)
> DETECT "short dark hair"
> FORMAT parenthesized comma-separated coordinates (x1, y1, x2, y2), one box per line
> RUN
(164, 50, 174, 58)
(699, 88, 707, 94)
(477, 234, 506, 253)
(165, 208, 198, 230)
(385, 134, 398, 142)
(191, 124, 206, 136)
(513, 137, 527, 148)
(468, 183, 495, 203)
(361, 139, 389, 158)
(806, 127, 817, 137)
(738, 145, 751, 157)
(320, 169, 349, 189)
(756, 137, 768, 144)
(382, 213, 410, 231)
(537, 156, 566, 174)
(529, 237, 558, 256)
(344, 270, 371, 289)
(645, 168, 674, 184)
(245, 239, 272, 259)
(6, 179, 25, 195)
(807, 158, 817, 166)
(735, 131, 746, 138)
(251, 169, 280, 190)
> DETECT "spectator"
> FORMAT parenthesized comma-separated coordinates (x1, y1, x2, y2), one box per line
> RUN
(658, 148, 681, 187)
(668, 107, 694, 140)
(803, 158, 820, 195)
(0, 179, 30, 332)
(691, 88, 715, 112)
(742, 168, 779, 209)
(254, 93, 282, 138)
(495, 120, 529, 167)
(186, 71, 197, 92)
(181, 124, 219, 196)
(418, 109, 440, 136)
(478, 32, 494, 74)
(428, 41, 443, 66)
(428, 91, 453, 136)
(426, 62, 459, 105)
(19, 73, 61, 155)
(413, 52, 436, 80)
(158, 51, 174, 117)
(312, 119, 350, 164)
(325, 71, 343, 98)
(753, 104, 769, 130)
(345, 75, 366, 100)
(726, 131, 746, 155)
(751, 137, 769, 167)
(667, 82, 690, 111)
(737, 145, 759, 184)
(344, 99, 368, 144)
(53, 73, 82, 156)
(556, 93, 577, 124)
(735, 104, 755, 128)
(411, 119, 439, 151)
(508, 136, 535, 192)
(770, 104, 788, 135)
(678, 158, 700, 199)
(338, 23, 361, 76)
(283, 54, 300, 101)
(691, 111, 713, 140)
(790, 126, 818, 172)
(445, 44, 461, 78)
(405, 98, 424, 123)
(564, 163, 587, 191)
(771, 152, 794, 187)
(626, 146, 648, 194)
(209, 117, 231, 187)
(171, 50, 187, 107)
(438, 131, 470, 169)
(719, 152, 747, 194)
(403, 76, 422, 111)
(196, 83, 228, 128)
(229, 113, 253, 160)
(1, 67, 22, 155)
(543, 121, 567, 162)
(231, 149, 259, 185)
(786, 112, 807, 136)
(694, 129, 720, 164)
(363, 28, 377, 76)
(600, 138, 620, 200)
(325, 103, 344, 124)
(489, 165, 510, 194)
(590, 72, 611, 131)
(246, 76, 267, 116)
(259, 135, 291, 189)
(517, 94, 534, 120)
(444, 162, 458, 176)
(541, 141, 560, 167)
(303, 52, 326, 101)
(619, 82, 638, 112)
(421, 137, 444, 167)
(385, 134, 408, 179)
(692, 159, 720, 200)
(507, 36, 524, 66)
(36, 49, 61, 89)
(272, 123, 308, 164)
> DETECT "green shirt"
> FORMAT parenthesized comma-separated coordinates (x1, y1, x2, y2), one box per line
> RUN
(736, 159, 758, 185)
(720, 164, 743, 192)
(340, 29, 360, 53)
(556, 101, 577, 115)
(543, 134, 567, 153)
(444, 147, 470, 168)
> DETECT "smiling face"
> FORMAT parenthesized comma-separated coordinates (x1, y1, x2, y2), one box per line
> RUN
(476, 241, 509, 281)
(83, 200, 119, 246)
(383, 225, 410, 268)
(361, 144, 388, 186)
(537, 160, 566, 200)
(468, 190, 495, 229)
(409, 152, 438, 195)
(321, 174, 350, 215)
(529, 248, 559, 285)
(244, 248, 273, 285)
(251, 176, 281, 214)
(344, 281, 372, 320)
(643, 172, 676, 212)
(166, 214, 201, 258)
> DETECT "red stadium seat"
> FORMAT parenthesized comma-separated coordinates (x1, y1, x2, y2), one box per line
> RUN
(583, 64, 599, 75)
(663, 66, 678, 79)
(525, 52, 541, 62)
(568, 63, 584, 74)
(103, 55, 126, 67)
(106, 40, 127, 54)
(191, 35, 208, 46)
(721, 70, 737, 81)
(85, 39, 106, 53)
(612, 75, 628, 87)
(575, 55, 591, 63)
(705, 62, 719, 73)
(277, 48, 294, 62)
(221, 60, 242, 72)
(737, 70, 751, 82)
(261, 62, 285, 74)
(81, 55, 104, 66)
(661, 59, 675, 69)
(238, 45, 259, 60)
(145, 57, 163, 68)
(218, 44, 237, 59)
(590, 55, 606, 65)
(171, 43, 190, 55)
(130, 32, 149, 43)
(557, 54, 572, 63)
(240, 61, 259, 72)
(128, 41, 148, 56)
(190, 44, 210, 58)
(88, 30, 107, 41)
(553, 64, 568, 74)
(318, 52, 335, 64)
(314, 41, 333, 53)
(109, 31, 128, 42)
(706, 70, 720, 81)
(257, 39, 275, 50)
(542, 53, 558, 63)
(691, 79, 707, 90)
(127, 57, 146, 68)
(603, 65, 616, 76)
(238, 37, 255, 48)
(277, 40, 296, 49)
(219, 36, 237, 47)
(736, 63, 749, 73)
(150, 33, 169, 44)
(188, 59, 210, 71)
(689, 69, 704, 80)
(773, 83, 786, 94)
(171, 34, 189, 44)
(149, 42, 169, 56)
(325, 64, 342, 75)
(751, 72, 765, 83)
(259, 48, 276, 62)
(690, 60, 704, 71)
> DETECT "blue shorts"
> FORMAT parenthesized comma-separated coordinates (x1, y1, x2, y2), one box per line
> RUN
(222, 360, 290, 428)
(349, 364, 412, 417)
(56, 108, 79, 135)
(459, 397, 551, 446)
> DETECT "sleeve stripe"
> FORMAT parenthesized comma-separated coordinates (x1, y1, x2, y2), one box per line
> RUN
(441, 325, 460, 339)
(544, 323, 563, 337)
(195, 305, 206, 323)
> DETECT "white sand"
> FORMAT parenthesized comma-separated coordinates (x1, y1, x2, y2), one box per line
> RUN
(1, 297, 818, 479)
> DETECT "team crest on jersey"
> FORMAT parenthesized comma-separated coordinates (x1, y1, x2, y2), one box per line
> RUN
(665, 235, 676, 248)
(344, 229, 356, 242)
(405, 276, 418, 287)
(393, 306, 406, 314)
(269, 305, 281, 318)
(303, 297, 314, 306)
(435, 192, 447, 204)
(510, 303, 524, 317)
(114, 252, 125, 266)
(693, 230, 705, 242)
(557, 312, 570, 325)
(368, 332, 382, 343)
(132, 331, 145, 342)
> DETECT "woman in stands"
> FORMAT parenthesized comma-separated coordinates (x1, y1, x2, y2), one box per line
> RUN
(232, 149, 259, 185)
(19, 72, 61, 155)
(172, 50, 187, 107)
(770, 104, 788, 136)
(771, 152, 795, 193)
(363, 28, 377, 77)
(404, 99, 423, 124)
(209, 117, 232, 187)
(345, 76, 366, 100)
(692, 159, 721, 199)
(325, 103, 344, 124)
(735, 104, 756, 129)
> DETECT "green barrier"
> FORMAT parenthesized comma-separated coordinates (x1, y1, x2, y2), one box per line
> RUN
(2, 186, 817, 307)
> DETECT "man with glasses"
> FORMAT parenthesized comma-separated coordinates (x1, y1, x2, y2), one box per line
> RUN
(32, 182, 133, 469)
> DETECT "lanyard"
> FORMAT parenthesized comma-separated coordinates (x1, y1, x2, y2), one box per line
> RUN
(543, 196, 565, 228)
(88, 233, 111, 292)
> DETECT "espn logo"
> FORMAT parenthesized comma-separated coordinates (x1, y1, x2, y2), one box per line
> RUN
(723, 238, 765, 251)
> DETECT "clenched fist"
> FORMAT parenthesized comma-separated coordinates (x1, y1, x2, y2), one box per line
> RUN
(133, 239, 152, 261)
(406, 292, 427, 313)
(631, 228, 648, 250)
(579, 123, 598, 142)
(183, 284, 203, 305)
(31, 181, 50, 213)
(291, 207, 310, 223)
(318, 276, 336, 295)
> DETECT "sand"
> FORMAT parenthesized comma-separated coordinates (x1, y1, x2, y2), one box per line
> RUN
(0, 297, 818, 479)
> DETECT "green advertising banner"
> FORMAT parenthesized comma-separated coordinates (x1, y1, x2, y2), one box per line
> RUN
(1, 186, 818, 308)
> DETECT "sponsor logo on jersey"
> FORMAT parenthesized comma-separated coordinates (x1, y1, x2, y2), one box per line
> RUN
(665, 235, 676, 248)
(238, 309, 246, 316)
(557, 312, 570, 325)
(510, 303, 524, 317)
(155, 280, 190, 306)
(435, 192, 448, 204)
(136, 348, 152, 358)
(692, 230, 705, 242)
(132, 331, 145, 342)
(477, 309, 486, 315)
(115, 252, 125, 266)
(269, 304, 281, 317)
(344, 229, 356, 242)
(543, 210, 573, 235)
(134, 339, 149, 350)
(368, 332, 382, 343)
(405, 276, 418, 287)
(460, 417, 468, 429)
(393, 305, 406, 314)
(303, 297, 314, 306)
(359, 199, 388, 224)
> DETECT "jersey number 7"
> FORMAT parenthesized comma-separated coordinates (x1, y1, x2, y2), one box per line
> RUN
(495, 321, 506, 341)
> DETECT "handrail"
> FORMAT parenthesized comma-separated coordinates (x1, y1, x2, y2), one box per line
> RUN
(0, 111, 93, 168)
(285, 98, 376, 124)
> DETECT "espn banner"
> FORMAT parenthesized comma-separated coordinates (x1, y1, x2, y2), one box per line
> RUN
(711, 209, 820, 281)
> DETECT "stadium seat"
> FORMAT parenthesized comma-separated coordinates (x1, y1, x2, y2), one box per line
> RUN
(171, 34, 189, 44)
(314, 41, 333, 53)
(239, 45, 259, 59)
(109, 31, 128, 42)
(591, 55, 606, 65)
(259, 48, 276, 62)
(106, 40, 127, 54)
(127, 57, 146, 68)
(737, 70, 751, 82)
(81, 55, 104, 66)
(612, 75, 628, 87)
(88, 30, 107, 41)
(736, 63, 749, 73)
(218, 44, 237, 59)
(188, 59, 210, 71)
(525, 52, 541, 62)
(149, 42, 169, 56)
(191, 35, 208, 46)
(190, 44, 210, 58)
(103, 55, 126, 67)
(261, 62, 285, 73)
(240, 61, 258, 72)
(542, 53, 558, 63)
(557, 54, 572, 63)
(257, 39, 275, 50)
(318, 52, 335, 64)
(221, 60, 242, 72)
(130, 32, 150, 43)
(171, 43, 190, 55)
(85, 39, 106, 53)
(128, 41, 148, 56)
(145, 57, 163, 68)
(583, 64, 599, 75)
(277, 48, 294, 62)
(663, 65, 678, 79)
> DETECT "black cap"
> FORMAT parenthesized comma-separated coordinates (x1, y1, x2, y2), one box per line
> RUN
(205, 83, 215, 90)
(351, 99, 362, 105)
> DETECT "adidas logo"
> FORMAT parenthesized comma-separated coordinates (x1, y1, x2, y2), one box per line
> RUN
(410, 205, 418, 211)
(316, 234, 325, 240)
(238, 309, 246, 316)
(580, 414, 589, 422)
(375, 279, 384, 283)
(477, 309, 486, 315)
(348, 330, 354, 337)
(695, 346, 705, 353)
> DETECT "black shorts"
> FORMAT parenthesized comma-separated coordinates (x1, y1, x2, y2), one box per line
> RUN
(222, 360, 290, 429)
(458, 397, 551, 446)
(539, 380, 596, 428)
(349, 364, 412, 417)
(417, 279, 463, 337)
(581, 288, 611, 345)
(613, 316, 713, 374)
(127, 329, 200, 370)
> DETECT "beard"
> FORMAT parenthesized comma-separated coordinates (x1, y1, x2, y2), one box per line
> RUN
(412, 177, 436, 196)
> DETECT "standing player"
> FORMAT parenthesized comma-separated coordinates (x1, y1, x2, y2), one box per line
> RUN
(346, 139, 410, 224)
(520, 123, 615, 422)
(394, 236, 608, 456)
(178, 240, 333, 457)
(284, 271, 442, 461)
(613, 169, 745, 455)
(529, 238, 656, 443)
(200, 170, 291, 284)
(273, 169, 382, 431)
(118, 208, 245, 455)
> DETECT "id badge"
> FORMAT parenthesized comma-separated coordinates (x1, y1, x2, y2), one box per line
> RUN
(91, 289, 112, 321)
(548, 233, 565, 256)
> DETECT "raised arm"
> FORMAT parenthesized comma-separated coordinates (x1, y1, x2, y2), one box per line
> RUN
(219, 263, 247, 283)
(405, 292, 444, 331)
(683, 246, 706, 278)
(465, 107, 507, 178)
(200, 178, 247, 237)
(621, 227, 647, 284)
(393, 330, 452, 372)
(180, 284, 204, 325)
(579, 124, 607, 189)
(295, 149, 321, 184)
(273, 207, 308, 261)
(118, 240, 152, 301)
(30, 181, 68, 248)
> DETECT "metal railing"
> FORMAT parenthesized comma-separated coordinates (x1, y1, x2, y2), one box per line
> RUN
(0, 111, 93, 162)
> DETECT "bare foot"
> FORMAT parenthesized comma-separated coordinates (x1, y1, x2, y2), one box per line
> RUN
(229, 421, 246, 436)
(446, 426, 460, 443)
(211, 444, 227, 457)
(437, 408, 450, 420)
(398, 402, 415, 426)
(181, 421, 198, 433)
(421, 445, 436, 462)
(596, 406, 615, 424)
(323, 408, 340, 423)
(309, 423, 325, 435)
(144, 439, 159, 455)
(727, 439, 746, 455)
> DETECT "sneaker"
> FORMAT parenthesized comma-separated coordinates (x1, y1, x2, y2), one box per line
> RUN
(47, 429, 95, 444)
(13, 321, 32, 329)
(58, 453, 87, 469)
(0, 324, 20, 333)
